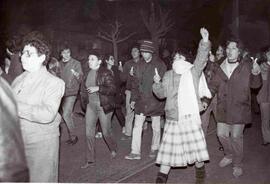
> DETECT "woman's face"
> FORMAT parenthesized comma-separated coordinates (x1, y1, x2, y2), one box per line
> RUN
(216, 46, 224, 58)
(106, 55, 115, 66)
(21, 44, 44, 72)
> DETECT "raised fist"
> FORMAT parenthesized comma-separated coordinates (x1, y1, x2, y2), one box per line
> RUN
(200, 27, 209, 42)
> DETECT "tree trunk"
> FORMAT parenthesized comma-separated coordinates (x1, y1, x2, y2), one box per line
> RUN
(112, 40, 118, 65)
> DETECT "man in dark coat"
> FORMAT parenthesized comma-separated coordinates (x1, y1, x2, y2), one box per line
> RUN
(125, 40, 167, 160)
(207, 38, 262, 178)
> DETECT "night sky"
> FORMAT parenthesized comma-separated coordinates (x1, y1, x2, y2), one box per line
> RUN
(0, 0, 270, 61)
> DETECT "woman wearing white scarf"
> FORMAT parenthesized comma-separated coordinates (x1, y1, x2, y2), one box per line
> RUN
(153, 28, 211, 184)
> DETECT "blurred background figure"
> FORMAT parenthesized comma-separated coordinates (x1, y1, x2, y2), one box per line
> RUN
(257, 48, 270, 146)
(0, 76, 29, 182)
(59, 45, 83, 145)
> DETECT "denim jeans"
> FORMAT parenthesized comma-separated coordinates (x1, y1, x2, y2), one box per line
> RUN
(24, 137, 59, 182)
(61, 96, 77, 137)
(85, 101, 117, 162)
(217, 122, 245, 167)
(124, 90, 135, 136)
(259, 103, 270, 143)
(131, 114, 160, 154)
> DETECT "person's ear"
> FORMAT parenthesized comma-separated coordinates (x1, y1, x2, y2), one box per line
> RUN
(98, 59, 102, 65)
(39, 54, 46, 63)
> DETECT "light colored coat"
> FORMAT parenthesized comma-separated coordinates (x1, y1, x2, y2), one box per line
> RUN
(12, 67, 65, 143)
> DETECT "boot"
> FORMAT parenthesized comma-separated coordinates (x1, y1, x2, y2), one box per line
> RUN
(195, 165, 205, 184)
(156, 172, 168, 184)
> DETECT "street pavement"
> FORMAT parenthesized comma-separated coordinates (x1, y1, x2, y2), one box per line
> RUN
(58, 104, 270, 183)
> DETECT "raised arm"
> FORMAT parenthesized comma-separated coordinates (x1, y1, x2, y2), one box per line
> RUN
(193, 28, 211, 77)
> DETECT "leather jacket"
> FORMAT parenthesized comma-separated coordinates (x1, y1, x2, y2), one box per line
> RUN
(81, 66, 116, 114)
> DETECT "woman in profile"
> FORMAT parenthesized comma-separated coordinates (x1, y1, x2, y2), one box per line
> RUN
(12, 32, 65, 182)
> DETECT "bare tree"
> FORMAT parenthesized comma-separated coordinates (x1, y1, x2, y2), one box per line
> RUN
(140, 1, 174, 50)
(97, 20, 136, 63)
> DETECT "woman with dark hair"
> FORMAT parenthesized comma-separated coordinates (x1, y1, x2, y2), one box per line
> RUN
(11, 32, 65, 182)
(104, 54, 126, 133)
(153, 28, 211, 184)
(80, 51, 117, 169)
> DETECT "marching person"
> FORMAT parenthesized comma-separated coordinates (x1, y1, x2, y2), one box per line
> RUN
(125, 40, 167, 160)
(153, 28, 211, 184)
(12, 32, 65, 182)
(59, 45, 83, 145)
(207, 38, 262, 177)
(80, 51, 117, 168)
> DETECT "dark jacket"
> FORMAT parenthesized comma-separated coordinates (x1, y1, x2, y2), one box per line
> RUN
(4, 53, 24, 84)
(257, 62, 270, 103)
(0, 77, 29, 182)
(59, 58, 83, 97)
(110, 65, 125, 105)
(81, 66, 116, 114)
(208, 59, 262, 124)
(131, 55, 167, 116)
(120, 58, 142, 90)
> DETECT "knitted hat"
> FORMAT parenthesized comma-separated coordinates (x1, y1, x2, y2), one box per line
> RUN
(139, 40, 155, 53)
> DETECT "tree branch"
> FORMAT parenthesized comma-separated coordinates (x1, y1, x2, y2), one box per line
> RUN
(117, 32, 136, 43)
(97, 32, 113, 42)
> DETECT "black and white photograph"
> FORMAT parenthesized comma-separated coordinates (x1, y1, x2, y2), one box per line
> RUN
(0, 0, 269, 183)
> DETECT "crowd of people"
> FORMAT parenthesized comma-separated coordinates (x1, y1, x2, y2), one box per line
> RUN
(0, 26, 269, 184)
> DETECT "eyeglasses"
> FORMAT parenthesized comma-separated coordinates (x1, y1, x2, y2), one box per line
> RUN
(20, 50, 37, 58)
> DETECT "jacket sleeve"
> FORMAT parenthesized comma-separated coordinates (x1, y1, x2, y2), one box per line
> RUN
(152, 71, 170, 99)
(17, 79, 65, 124)
(193, 39, 211, 79)
(98, 71, 117, 96)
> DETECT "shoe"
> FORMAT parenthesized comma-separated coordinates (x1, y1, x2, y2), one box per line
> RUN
(81, 161, 95, 169)
(219, 157, 232, 167)
(95, 132, 102, 139)
(156, 172, 168, 183)
(65, 136, 78, 145)
(125, 153, 141, 160)
(262, 142, 270, 146)
(195, 165, 205, 184)
(149, 150, 158, 158)
(111, 151, 117, 159)
(233, 166, 243, 177)
(219, 146, 224, 151)
(121, 135, 132, 141)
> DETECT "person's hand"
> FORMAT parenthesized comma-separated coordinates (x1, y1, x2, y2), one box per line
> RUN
(153, 68, 161, 83)
(118, 61, 123, 72)
(251, 57, 261, 75)
(199, 101, 208, 112)
(129, 66, 134, 76)
(130, 101, 135, 110)
(71, 69, 80, 79)
(200, 27, 209, 42)
(87, 86, 99, 93)
(209, 51, 215, 62)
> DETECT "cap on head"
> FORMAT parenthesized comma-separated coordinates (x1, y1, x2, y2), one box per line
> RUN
(139, 40, 155, 53)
